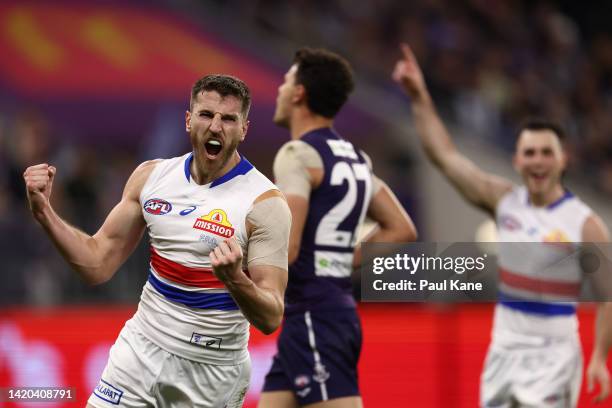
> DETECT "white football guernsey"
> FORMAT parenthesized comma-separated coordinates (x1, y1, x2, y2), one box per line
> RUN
(493, 186, 592, 343)
(130, 152, 276, 365)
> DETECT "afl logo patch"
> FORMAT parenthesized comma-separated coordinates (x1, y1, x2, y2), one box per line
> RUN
(193, 209, 235, 238)
(144, 198, 172, 215)
(499, 214, 521, 231)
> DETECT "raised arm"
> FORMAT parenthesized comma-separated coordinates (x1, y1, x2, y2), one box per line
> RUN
(24, 161, 156, 285)
(583, 214, 612, 403)
(392, 43, 513, 215)
(209, 190, 291, 335)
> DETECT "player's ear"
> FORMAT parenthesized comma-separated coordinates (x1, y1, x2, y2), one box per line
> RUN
(292, 84, 306, 104)
(241, 120, 249, 141)
(185, 110, 192, 132)
(560, 148, 569, 170)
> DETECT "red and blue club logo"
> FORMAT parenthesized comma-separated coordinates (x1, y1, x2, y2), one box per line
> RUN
(144, 198, 172, 215)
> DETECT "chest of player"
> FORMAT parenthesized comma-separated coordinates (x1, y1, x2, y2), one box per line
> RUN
(497, 206, 578, 243)
(141, 189, 249, 256)
(496, 205, 583, 280)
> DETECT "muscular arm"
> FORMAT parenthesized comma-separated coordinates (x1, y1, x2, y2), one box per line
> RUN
(393, 43, 513, 215)
(583, 214, 612, 402)
(211, 191, 291, 335)
(24, 161, 157, 285)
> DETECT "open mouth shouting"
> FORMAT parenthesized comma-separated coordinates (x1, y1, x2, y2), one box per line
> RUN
(204, 138, 223, 159)
(528, 171, 549, 183)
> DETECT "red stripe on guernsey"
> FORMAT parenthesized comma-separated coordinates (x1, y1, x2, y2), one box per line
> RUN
(150, 247, 226, 289)
(499, 268, 580, 297)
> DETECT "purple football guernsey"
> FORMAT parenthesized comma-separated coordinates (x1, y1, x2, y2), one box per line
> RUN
(285, 128, 373, 314)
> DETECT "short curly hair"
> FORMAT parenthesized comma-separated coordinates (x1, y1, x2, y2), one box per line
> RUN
(293, 48, 355, 118)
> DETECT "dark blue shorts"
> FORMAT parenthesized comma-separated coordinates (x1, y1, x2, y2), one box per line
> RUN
(262, 308, 362, 405)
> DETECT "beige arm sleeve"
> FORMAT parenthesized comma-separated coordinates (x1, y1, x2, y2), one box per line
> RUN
(359, 150, 383, 196)
(273, 140, 323, 199)
(273, 141, 383, 197)
(246, 196, 292, 270)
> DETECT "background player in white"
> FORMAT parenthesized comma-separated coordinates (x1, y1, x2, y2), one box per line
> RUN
(259, 48, 416, 408)
(392, 43, 612, 407)
(23, 74, 291, 407)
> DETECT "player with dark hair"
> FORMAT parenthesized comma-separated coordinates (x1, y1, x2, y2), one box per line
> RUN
(24, 74, 291, 407)
(259, 48, 417, 408)
(393, 43, 612, 407)
(515, 118, 566, 141)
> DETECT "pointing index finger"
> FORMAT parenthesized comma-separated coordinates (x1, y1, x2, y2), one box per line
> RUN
(400, 43, 415, 61)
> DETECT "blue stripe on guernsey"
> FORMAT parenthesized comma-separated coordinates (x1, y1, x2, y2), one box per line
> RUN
(148, 272, 238, 310)
(499, 291, 576, 316)
(526, 189, 574, 210)
(184, 152, 254, 187)
(210, 155, 253, 187)
(184, 152, 193, 181)
(546, 190, 573, 210)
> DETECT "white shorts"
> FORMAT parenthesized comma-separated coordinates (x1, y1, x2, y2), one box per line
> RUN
(480, 338, 582, 408)
(88, 321, 250, 408)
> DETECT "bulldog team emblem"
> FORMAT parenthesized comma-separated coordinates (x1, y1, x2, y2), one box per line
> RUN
(193, 209, 235, 238)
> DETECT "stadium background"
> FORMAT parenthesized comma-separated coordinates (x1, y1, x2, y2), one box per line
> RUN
(0, 0, 611, 406)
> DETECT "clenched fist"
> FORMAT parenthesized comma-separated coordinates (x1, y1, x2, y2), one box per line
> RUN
(209, 238, 247, 285)
(23, 163, 56, 219)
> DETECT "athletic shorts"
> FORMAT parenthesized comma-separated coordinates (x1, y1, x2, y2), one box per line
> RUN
(480, 337, 582, 408)
(88, 321, 250, 408)
(262, 308, 362, 405)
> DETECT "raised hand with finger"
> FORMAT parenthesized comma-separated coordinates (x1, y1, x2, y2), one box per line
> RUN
(392, 43, 428, 100)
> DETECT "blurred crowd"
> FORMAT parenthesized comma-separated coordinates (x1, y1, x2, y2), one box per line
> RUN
(224, 0, 612, 192)
(0, 111, 149, 306)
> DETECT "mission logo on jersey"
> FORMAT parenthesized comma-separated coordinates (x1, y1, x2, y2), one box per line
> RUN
(193, 209, 235, 238)
(543, 229, 571, 243)
(542, 228, 574, 253)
